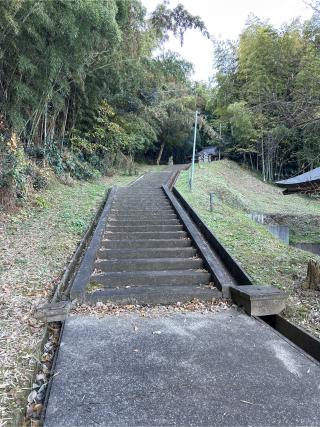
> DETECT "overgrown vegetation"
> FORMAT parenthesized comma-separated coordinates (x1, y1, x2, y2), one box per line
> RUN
(176, 160, 320, 338)
(0, 0, 213, 208)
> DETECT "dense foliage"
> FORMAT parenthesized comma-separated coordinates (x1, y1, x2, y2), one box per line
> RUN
(209, 8, 320, 181)
(0, 0, 209, 206)
(3, 0, 319, 205)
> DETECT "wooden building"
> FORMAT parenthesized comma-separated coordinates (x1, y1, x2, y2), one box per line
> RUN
(275, 167, 320, 194)
(186, 146, 221, 163)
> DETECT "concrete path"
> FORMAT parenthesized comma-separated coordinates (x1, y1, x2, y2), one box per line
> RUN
(45, 309, 320, 427)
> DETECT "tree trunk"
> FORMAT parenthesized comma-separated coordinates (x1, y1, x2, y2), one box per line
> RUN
(261, 139, 266, 181)
(61, 97, 70, 151)
(303, 260, 320, 291)
(156, 142, 165, 165)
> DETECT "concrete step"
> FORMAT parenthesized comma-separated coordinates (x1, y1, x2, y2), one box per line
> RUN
(86, 284, 220, 305)
(108, 219, 180, 226)
(115, 196, 168, 201)
(91, 270, 211, 287)
(116, 192, 166, 197)
(111, 213, 178, 220)
(107, 224, 184, 232)
(98, 247, 197, 259)
(94, 258, 203, 272)
(114, 196, 169, 202)
(113, 199, 170, 204)
(111, 207, 174, 213)
(102, 239, 192, 249)
(104, 231, 188, 240)
(113, 198, 171, 206)
(112, 205, 172, 211)
(110, 211, 175, 218)
(113, 209, 175, 215)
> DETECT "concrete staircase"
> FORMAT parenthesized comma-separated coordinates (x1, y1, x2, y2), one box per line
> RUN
(85, 171, 218, 304)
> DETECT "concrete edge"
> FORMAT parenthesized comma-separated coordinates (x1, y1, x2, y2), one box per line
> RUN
(172, 186, 253, 287)
(230, 285, 287, 316)
(162, 184, 235, 296)
(51, 187, 113, 302)
(171, 186, 287, 300)
(41, 320, 66, 425)
(69, 186, 117, 301)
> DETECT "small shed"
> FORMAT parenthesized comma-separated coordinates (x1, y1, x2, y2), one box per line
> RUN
(275, 167, 320, 194)
(187, 146, 221, 163)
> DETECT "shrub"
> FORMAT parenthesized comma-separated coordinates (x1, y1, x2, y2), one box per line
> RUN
(0, 133, 28, 207)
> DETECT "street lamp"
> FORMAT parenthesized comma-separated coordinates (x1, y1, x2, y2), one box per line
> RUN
(189, 110, 198, 190)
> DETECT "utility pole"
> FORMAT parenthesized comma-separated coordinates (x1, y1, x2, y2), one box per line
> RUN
(189, 110, 198, 190)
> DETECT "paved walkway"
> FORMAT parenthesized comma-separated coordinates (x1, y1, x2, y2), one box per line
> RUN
(45, 309, 320, 426)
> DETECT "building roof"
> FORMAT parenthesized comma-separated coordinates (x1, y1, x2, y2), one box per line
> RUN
(276, 167, 320, 187)
(198, 146, 219, 156)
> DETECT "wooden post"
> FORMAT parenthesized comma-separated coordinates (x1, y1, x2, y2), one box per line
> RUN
(303, 260, 320, 291)
(210, 192, 214, 211)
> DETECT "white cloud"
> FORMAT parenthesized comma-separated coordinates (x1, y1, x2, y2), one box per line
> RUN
(141, 0, 313, 81)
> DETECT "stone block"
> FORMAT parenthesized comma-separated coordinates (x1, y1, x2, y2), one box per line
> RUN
(230, 285, 287, 316)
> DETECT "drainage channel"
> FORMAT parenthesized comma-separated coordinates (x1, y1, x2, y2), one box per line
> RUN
(258, 314, 320, 363)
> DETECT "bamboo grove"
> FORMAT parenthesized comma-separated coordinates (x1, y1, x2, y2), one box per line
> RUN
(210, 4, 320, 181)
(0, 0, 208, 206)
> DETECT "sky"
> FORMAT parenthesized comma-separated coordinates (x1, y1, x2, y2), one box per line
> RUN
(141, 0, 313, 81)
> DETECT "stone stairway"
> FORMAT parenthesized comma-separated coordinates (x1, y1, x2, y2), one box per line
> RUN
(84, 171, 218, 304)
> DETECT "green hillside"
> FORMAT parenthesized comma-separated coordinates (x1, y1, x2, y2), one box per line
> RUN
(176, 160, 320, 338)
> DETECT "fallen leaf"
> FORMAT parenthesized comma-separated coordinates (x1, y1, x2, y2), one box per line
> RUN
(27, 390, 37, 403)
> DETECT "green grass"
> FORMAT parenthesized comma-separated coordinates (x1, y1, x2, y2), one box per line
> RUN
(192, 160, 320, 216)
(186, 160, 320, 244)
(176, 160, 320, 337)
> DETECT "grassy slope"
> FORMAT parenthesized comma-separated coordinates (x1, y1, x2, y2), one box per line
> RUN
(176, 160, 320, 337)
(0, 165, 163, 425)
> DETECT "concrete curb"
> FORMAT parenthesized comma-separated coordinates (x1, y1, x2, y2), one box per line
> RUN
(172, 186, 253, 287)
(162, 184, 236, 295)
(70, 186, 117, 301)
(51, 187, 114, 302)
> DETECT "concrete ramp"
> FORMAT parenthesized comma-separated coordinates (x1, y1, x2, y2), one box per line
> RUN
(44, 309, 320, 427)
